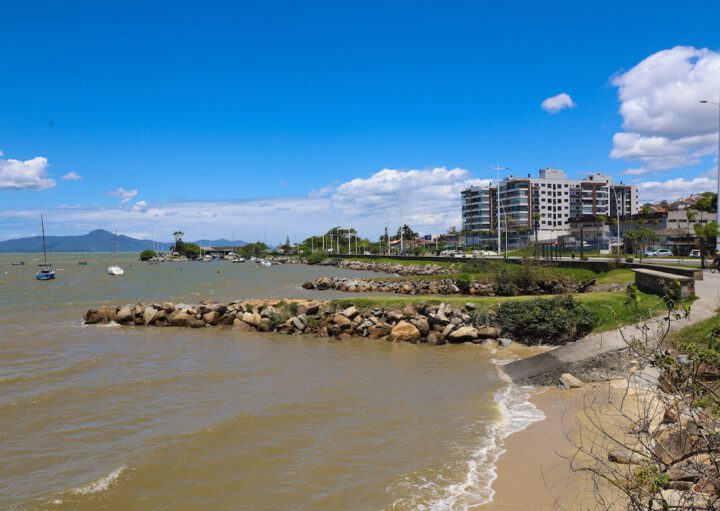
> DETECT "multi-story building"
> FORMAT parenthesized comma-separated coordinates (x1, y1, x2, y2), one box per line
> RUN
(461, 186, 496, 246)
(461, 168, 638, 245)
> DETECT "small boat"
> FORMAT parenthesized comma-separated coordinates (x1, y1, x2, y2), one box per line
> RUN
(11, 261, 25, 266)
(107, 228, 125, 276)
(232, 258, 245, 263)
(259, 260, 272, 267)
(78, 261, 88, 265)
(36, 214, 55, 281)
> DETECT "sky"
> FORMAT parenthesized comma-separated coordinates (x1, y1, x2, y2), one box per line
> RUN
(1, 0, 719, 243)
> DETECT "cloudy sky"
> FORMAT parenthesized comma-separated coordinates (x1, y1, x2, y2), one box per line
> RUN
(1, 1, 719, 243)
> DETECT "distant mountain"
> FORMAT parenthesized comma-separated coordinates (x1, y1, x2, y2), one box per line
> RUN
(0, 229, 163, 253)
(0, 230, 249, 253)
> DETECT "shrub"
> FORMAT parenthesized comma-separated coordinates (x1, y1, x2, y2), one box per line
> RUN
(139, 249, 157, 261)
(306, 253, 327, 265)
(495, 295, 600, 345)
(625, 257, 634, 263)
(494, 267, 520, 296)
(581, 255, 589, 261)
(455, 273, 473, 293)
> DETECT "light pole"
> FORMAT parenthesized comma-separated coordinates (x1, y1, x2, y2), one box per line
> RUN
(700, 98, 720, 255)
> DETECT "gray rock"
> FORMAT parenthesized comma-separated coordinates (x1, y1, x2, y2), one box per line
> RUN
(559, 373, 584, 389)
(341, 306, 359, 319)
(497, 338, 513, 348)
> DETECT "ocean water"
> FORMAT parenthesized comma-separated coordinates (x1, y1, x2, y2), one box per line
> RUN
(0, 253, 543, 510)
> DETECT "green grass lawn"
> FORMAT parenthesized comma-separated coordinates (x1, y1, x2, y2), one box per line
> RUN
(365, 265, 635, 286)
(669, 314, 720, 351)
(330, 288, 667, 333)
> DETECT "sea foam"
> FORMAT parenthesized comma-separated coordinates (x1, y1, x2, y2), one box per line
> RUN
(72, 465, 126, 495)
(412, 365, 545, 511)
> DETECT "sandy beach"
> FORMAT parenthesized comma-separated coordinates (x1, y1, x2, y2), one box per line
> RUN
(479, 385, 614, 511)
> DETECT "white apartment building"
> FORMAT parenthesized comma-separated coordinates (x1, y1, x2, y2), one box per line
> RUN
(462, 168, 639, 243)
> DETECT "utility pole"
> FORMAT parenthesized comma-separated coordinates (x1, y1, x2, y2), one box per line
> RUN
(396, 192, 406, 253)
(488, 163, 509, 255)
(700, 97, 720, 255)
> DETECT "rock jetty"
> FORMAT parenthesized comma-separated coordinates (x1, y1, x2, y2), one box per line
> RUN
(301, 276, 591, 296)
(83, 300, 511, 346)
(317, 258, 456, 276)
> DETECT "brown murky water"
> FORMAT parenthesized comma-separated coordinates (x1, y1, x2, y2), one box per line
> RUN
(0, 254, 543, 510)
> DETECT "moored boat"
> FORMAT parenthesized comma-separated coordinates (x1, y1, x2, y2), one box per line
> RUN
(107, 228, 125, 276)
(35, 214, 55, 281)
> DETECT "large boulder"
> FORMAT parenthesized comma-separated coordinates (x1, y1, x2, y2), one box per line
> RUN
(476, 326, 501, 339)
(117, 306, 134, 322)
(332, 314, 353, 329)
(232, 318, 254, 331)
(203, 311, 220, 325)
(559, 373, 584, 389)
(341, 306, 359, 319)
(388, 321, 421, 343)
(241, 311, 261, 326)
(170, 311, 204, 328)
(84, 306, 118, 324)
(142, 306, 157, 325)
(315, 277, 333, 290)
(367, 324, 392, 339)
(447, 326, 480, 343)
(409, 316, 430, 335)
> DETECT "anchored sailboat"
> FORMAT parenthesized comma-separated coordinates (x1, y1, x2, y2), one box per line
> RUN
(107, 228, 125, 276)
(36, 214, 55, 280)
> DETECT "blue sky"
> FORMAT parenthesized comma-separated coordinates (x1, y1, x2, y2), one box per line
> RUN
(1, 0, 719, 242)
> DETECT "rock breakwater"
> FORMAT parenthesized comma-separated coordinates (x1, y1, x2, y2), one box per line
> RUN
(317, 258, 456, 276)
(83, 300, 511, 346)
(301, 276, 592, 296)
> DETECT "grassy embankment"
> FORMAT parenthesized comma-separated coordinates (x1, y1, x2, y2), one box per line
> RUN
(331, 288, 670, 334)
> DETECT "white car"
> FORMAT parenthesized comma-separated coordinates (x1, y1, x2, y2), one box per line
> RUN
(651, 249, 673, 257)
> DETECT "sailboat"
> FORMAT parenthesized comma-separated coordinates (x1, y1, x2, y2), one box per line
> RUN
(36, 214, 55, 280)
(107, 228, 125, 276)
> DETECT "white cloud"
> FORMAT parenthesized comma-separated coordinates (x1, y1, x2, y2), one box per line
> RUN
(636, 172, 716, 203)
(61, 171, 83, 181)
(107, 187, 139, 205)
(540, 93, 576, 113)
(610, 46, 720, 174)
(1, 167, 488, 241)
(131, 200, 149, 212)
(0, 153, 56, 190)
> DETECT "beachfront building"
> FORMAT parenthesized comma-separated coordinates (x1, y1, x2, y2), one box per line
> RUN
(461, 168, 639, 245)
(568, 210, 717, 255)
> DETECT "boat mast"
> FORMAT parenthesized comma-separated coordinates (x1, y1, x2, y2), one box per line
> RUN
(41, 214, 48, 264)
(114, 228, 118, 264)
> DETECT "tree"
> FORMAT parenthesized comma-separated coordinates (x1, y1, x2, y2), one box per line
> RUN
(694, 221, 719, 257)
(686, 209, 699, 255)
(139, 249, 157, 261)
(239, 242, 268, 258)
(623, 227, 658, 258)
(694, 192, 717, 213)
(393, 224, 419, 241)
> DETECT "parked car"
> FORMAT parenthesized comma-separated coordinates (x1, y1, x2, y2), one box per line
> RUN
(689, 249, 701, 258)
(643, 248, 658, 257)
(651, 249, 673, 257)
(566, 240, 589, 248)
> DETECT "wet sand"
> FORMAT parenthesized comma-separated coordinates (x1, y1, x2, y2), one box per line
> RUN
(479, 385, 619, 511)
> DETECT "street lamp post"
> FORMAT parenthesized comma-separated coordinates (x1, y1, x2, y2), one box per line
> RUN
(700, 98, 720, 255)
